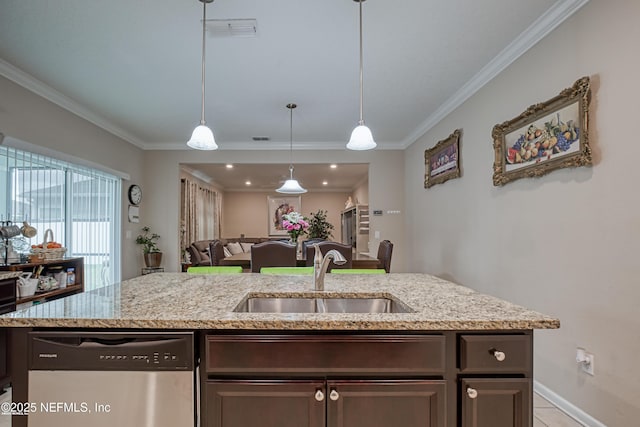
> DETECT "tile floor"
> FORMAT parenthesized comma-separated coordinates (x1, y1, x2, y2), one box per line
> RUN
(534, 393, 585, 426)
(0, 388, 584, 426)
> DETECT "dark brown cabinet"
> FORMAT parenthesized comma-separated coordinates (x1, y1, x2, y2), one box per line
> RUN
(202, 334, 447, 427)
(327, 380, 445, 427)
(202, 332, 533, 427)
(206, 381, 326, 427)
(205, 380, 446, 427)
(0, 329, 7, 388)
(0, 257, 84, 308)
(0, 277, 17, 315)
(460, 378, 531, 427)
(458, 333, 533, 427)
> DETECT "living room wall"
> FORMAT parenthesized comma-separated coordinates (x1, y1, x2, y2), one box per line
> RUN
(404, 0, 638, 424)
(222, 191, 350, 239)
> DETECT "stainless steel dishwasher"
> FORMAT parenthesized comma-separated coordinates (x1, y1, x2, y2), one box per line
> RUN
(27, 331, 195, 427)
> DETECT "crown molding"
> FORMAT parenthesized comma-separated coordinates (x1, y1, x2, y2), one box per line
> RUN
(400, 0, 591, 149)
(0, 58, 147, 149)
(147, 141, 399, 151)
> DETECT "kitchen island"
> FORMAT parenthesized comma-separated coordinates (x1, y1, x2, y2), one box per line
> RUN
(0, 273, 559, 427)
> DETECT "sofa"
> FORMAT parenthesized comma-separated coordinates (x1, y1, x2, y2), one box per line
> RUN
(188, 237, 308, 267)
(219, 237, 285, 259)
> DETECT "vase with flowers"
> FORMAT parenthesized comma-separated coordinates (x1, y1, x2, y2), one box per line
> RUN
(282, 211, 309, 244)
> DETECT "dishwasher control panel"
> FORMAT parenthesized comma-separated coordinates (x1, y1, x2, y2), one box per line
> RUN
(28, 331, 194, 371)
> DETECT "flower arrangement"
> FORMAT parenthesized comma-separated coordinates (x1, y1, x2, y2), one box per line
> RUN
(282, 211, 309, 243)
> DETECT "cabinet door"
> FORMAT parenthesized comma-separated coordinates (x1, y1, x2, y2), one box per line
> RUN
(460, 378, 531, 427)
(327, 380, 446, 427)
(0, 329, 6, 386)
(205, 380, 325, 427)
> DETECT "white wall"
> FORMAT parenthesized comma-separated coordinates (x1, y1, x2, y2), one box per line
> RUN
(404, 0, 640, 424)
(0, 75, 145, 281)
(144, 149, 406, 273)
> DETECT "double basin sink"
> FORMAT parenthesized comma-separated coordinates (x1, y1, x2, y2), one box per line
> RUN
(234, 294, 413, 314)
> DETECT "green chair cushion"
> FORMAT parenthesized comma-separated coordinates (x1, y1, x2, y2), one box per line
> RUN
(187, 266, 243, 274)
(260, 267, 314, 275)
(330, 269, 386, 274)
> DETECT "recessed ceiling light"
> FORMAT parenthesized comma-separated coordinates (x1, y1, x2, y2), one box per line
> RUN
(226, 164, 234, 169)
(322, 181, 328, 186)
(330, 164, 337, 169)
(245, 181, 251, 186)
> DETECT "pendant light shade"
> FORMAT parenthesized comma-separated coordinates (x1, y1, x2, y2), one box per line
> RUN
(187, 0, 218, 150)
(187, 124, 216, 150)
(348, 122, 376, 151)
(276, 103, 307, 194)
(347, 0, 376, 151)
(277, 167, 307, 194)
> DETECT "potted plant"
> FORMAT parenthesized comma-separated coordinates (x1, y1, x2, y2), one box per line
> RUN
(136, 226, 162, 267)
(307, 209, 334, 240)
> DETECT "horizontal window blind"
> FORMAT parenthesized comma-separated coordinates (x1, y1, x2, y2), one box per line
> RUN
(0, 146, 121, 290)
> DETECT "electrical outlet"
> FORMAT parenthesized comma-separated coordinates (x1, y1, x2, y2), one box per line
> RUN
(576, 347, 595, 376)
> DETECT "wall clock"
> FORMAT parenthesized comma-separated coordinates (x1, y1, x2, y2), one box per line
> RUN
(128, 184, 142, 205)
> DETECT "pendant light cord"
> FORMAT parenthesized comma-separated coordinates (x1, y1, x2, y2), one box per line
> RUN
(358, 0, 364, 125)
(287, 103, 296, 178)
(199, 0, 207, 125)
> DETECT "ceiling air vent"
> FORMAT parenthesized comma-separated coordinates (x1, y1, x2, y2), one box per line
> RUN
(206, 19, 258, 38)
(252, 136, 270, 141)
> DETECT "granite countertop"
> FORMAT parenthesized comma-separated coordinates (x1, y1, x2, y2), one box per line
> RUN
(0, 273, 560, 330)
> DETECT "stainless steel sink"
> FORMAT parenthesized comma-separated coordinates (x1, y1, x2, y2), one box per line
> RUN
(234, 296, 413, 313)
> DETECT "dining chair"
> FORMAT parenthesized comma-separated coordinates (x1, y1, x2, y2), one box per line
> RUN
(301, 238, 325, 254)
(376, 240, 394, 273)
(250, 241, 297, 273)
(305, 241, 353, 271)
(208, 240, 226, 266)
(186, 266, 243, 274)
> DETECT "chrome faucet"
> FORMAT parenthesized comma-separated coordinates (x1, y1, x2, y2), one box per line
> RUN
(313, 244, 347, 291)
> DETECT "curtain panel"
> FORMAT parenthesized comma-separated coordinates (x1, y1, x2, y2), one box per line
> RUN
(180, 178, 220, 261)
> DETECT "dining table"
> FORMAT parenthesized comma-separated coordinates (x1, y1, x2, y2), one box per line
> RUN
(219, 251, 381, 270)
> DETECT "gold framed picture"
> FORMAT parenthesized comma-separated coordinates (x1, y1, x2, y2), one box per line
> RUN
(492, 76, 592, 186)
(267, 195, 301, 236)
(424, 129, 461, 188)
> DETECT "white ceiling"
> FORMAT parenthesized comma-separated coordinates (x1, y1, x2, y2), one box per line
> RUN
(0, 0, 585, 151)
(183, 163, 369, 192)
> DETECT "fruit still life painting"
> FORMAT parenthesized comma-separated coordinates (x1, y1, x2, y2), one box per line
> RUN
(505, 105, 579, 172)
(492, 76, 591, 186)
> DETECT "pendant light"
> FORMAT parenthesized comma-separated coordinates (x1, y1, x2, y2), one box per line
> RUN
(276, 103, 307, 194)
(187, 0, 218, 150)
(347, 0, 376, 151)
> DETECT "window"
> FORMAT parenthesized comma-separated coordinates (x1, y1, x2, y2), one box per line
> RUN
(0, 147, 121, 290)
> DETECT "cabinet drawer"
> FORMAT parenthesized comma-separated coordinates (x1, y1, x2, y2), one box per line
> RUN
(459, 334, 531, 374)
(205, 334, 446, 376)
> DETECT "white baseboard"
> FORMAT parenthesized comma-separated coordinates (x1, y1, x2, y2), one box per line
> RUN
(534, 381, 607, 427)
